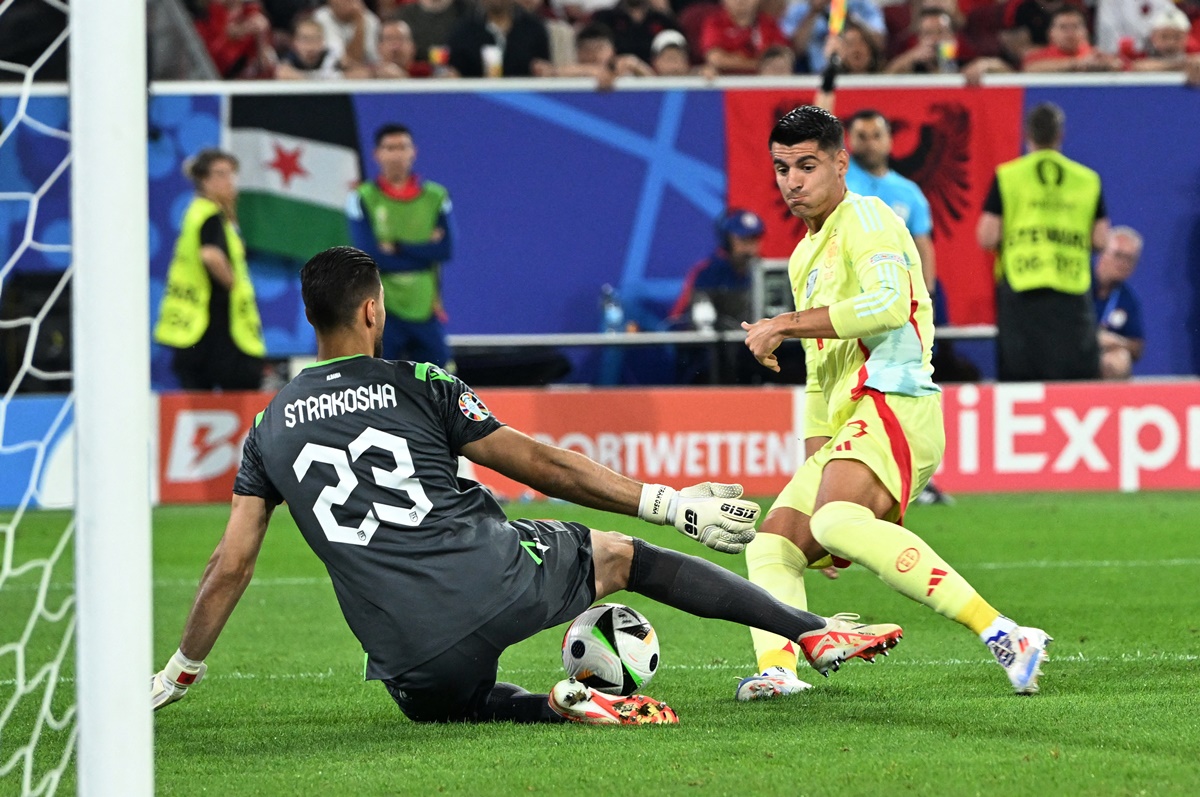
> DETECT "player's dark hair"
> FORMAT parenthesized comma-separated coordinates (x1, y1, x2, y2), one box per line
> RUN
(184, 149, 238, 188)
(768, 106, 844, 153)
(301, 246, 383, 333)
(847, 108, 890, 135)
(374, 123, 412, 148)
(1026, 102, 1065, 148)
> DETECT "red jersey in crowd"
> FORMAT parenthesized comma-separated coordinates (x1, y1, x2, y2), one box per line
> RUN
(699, 7, 789, 66)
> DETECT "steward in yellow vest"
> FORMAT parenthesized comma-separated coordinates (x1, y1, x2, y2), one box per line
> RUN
(978, 103, 1107, 382)
(155, 150, 265, 390)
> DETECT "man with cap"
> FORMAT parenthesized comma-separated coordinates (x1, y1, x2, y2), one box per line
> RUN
(1126, 6, 1200, 71)
(650, 29, 692, 75)
(668, 208, 781, 383)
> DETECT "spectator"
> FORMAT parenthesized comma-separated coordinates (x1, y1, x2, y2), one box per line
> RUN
(593, 0, 681, 64)
(650, 28, 694, 74)
(154, 150, 265, 390)
(448, 0, 551, 77)
(759, 43, 797, 74)
(515, 0, 578, 68)
(885, 8, 971, 72)
(1023, 6, 1122, 72)
(826, 18, 886, 74)
(700, 0, 791, 75)
(276, 17, 344, 78)
(395, 0, 469, 69)
(999, 0, 1082, 64)
(976, 102, 1108, 382)
(535, 23, 654, 85)
(193, 0, 277, 79)
(375, 19, 435, 77)
(1093, 226, 1145, 380)
(1095, 0, 1177, 54)
(346, 124, 456, 368)
(884, 0, 966, 60)
(1125, 7, 1200, 72)
(668, 209, 775, 384)
(313, 0, 381, 70)
(781, 0, 886, 72)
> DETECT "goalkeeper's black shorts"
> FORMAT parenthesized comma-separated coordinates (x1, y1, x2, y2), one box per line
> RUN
(382, 519, 595, 723)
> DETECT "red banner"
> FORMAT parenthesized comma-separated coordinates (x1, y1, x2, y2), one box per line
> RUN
(158, 392, 267, 503)
(937, 382, 1200, 493)
(724, 87, 1024, 324)
(466, 387, 799, 500)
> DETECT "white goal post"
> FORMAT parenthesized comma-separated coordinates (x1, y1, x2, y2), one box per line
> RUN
(70, 0, 154, 794)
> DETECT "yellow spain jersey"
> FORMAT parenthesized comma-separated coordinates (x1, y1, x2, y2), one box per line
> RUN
(788, 192, 939, 439)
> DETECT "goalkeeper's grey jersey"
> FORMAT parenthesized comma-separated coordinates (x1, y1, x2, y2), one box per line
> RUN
(233, 355, 526, 679)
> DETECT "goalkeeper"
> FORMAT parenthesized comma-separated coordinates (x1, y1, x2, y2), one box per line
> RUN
(152, 246, 904, 726)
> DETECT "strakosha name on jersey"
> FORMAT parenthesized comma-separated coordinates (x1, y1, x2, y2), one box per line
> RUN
(283, 383, 398, 428)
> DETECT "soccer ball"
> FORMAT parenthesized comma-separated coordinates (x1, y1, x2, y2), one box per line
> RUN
(561, 603, 659, 696)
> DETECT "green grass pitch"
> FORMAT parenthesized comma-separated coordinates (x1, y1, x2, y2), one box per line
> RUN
(4, 492, 1199, 795)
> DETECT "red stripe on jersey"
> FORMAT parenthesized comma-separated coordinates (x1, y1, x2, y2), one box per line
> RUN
(908, 280, 922, 348)
(866, 388, 913, 523)
(850, 340, 871, 400)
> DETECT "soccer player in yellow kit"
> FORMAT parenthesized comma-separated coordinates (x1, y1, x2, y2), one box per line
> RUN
(737, 106, 1051, 698)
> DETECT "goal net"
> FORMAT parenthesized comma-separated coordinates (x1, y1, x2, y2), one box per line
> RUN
(1, 1, 153, 794)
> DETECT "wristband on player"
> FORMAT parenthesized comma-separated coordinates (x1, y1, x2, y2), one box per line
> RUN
(637, 483, 677, 525)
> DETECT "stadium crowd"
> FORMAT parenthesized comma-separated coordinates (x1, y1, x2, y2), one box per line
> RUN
(184, 0, 1200, 82)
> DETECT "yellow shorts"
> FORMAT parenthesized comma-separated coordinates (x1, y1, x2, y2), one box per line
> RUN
(771, 390, 945, 525)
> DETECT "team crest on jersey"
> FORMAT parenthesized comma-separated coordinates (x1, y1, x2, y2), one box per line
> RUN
(805, 268, 819, 299)
(458, 392, 491, 421)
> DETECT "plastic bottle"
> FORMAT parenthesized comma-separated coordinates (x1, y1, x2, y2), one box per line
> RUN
(600, 284, 624, 334)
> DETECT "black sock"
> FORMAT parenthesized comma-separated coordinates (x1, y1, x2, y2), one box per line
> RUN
(626, 539, 825, 640)
(475, 682, 565, 724)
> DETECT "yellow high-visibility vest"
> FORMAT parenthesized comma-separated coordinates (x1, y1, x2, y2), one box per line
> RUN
(996, 149, 1101, 295)
(154, 196, 265, 357)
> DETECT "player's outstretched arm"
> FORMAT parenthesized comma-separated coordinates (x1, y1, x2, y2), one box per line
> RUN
(462, 427, 758, 553)
(152, 494, 275, 711)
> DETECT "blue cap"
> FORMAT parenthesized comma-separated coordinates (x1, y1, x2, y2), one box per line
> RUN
(717, 208, 765, 239)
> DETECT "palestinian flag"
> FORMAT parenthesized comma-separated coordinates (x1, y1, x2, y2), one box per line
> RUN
(229, 94, 361, 261)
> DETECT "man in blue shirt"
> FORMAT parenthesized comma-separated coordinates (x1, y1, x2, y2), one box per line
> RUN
(844, 109, 937, 297)
(669, 208, 779, 384)
(1093, 226, 1145, 379)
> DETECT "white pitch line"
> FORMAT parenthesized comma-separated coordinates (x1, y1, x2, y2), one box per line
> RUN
(9, 558, 1200, 593)
(3, 651, 1197, 689)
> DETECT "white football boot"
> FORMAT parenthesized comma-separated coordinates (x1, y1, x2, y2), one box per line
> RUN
(735, 666, 814, 702)
(985, 625, 1052, 695)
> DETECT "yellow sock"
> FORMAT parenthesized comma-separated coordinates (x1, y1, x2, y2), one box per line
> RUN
(810, 501, 1001, 634)
(745, 532, 809, 672)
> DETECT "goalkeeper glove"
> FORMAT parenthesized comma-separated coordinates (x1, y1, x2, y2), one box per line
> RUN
(637, 482, 760, 554)
(151, 648, 207, 711)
